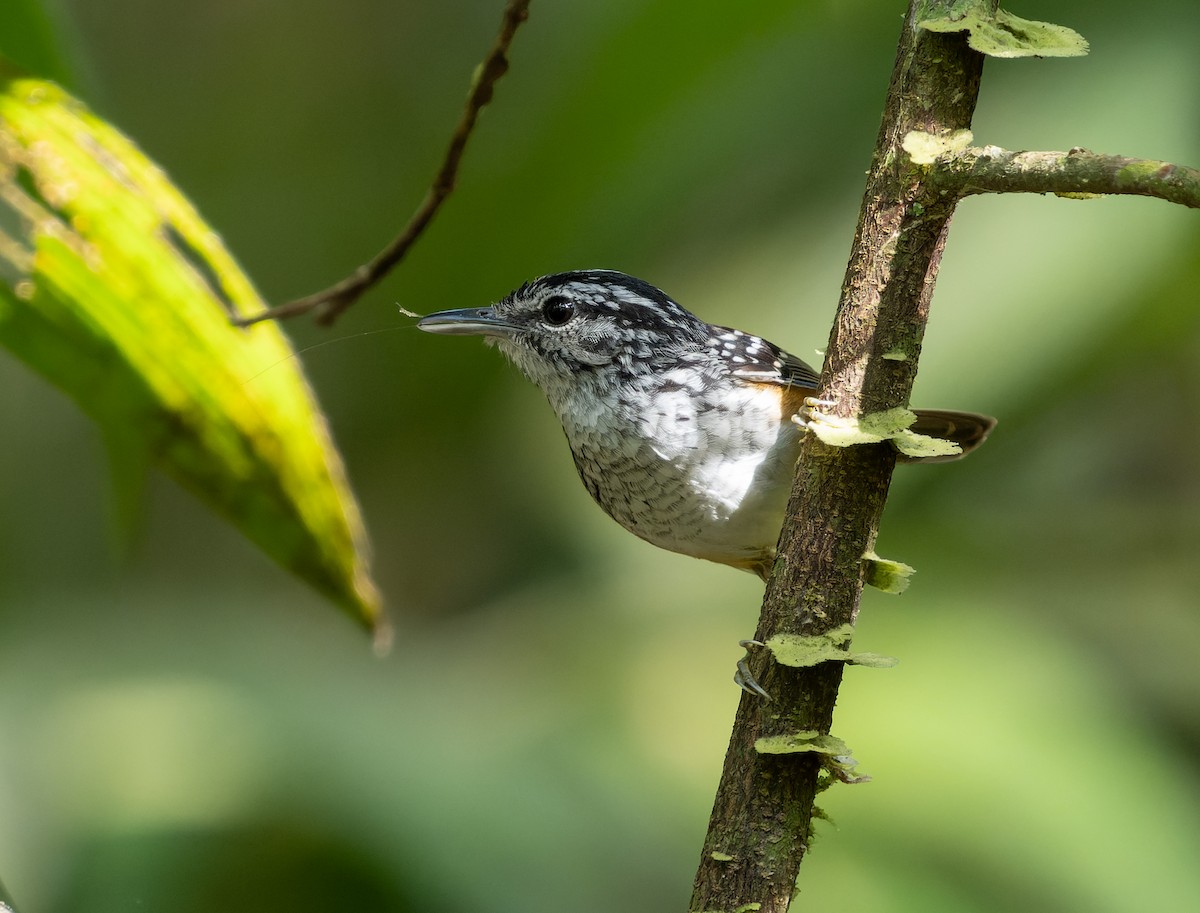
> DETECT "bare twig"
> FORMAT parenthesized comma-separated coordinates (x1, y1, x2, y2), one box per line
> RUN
(235, 0, 532, 327)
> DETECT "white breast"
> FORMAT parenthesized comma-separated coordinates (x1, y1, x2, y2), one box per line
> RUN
(558, 374, 801, 572)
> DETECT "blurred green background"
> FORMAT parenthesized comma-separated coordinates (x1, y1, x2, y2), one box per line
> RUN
(2, 1, 1199, 911)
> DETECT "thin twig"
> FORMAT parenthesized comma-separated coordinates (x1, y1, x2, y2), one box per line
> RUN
(235, 0, 532, 327)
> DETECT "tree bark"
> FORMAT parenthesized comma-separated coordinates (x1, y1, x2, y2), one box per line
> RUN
(689, 3, 989, 910)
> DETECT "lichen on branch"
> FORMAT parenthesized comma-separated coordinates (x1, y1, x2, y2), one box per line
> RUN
(909, 136, 1200, 209)
(917, 2, 1088, 58)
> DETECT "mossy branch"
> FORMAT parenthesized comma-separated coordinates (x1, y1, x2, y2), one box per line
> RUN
(929, 142, 1200, 208)
(689, 3, 989, 905)
(691, 1, 1197, 909)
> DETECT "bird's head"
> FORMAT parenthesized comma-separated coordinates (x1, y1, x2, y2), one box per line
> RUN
(417, 270, 709, 391)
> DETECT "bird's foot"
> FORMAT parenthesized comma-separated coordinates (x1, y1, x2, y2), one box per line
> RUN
(734, 639, 772, 701)
(791, 396, 837, 431)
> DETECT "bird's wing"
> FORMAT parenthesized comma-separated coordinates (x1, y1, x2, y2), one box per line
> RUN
(709, 325, 821, 390)
(710, 327, 996, 463)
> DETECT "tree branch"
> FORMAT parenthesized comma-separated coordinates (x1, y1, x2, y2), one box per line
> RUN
(234, 0, 532, 328)
(931, 143, 1200, 208)
(689, 3, 990, 910)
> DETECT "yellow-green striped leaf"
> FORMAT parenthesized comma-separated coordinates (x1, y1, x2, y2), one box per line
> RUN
(0, 71, 383, 634)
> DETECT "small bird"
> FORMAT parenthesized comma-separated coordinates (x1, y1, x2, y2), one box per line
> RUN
(418, 270, 994, 582)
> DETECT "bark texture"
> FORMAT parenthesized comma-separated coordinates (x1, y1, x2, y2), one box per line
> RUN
(936, 146, 1200, 209)
(689, 5, 988, 910)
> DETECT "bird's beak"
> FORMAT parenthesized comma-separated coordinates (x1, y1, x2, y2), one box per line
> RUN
(417, 307, 522, 337)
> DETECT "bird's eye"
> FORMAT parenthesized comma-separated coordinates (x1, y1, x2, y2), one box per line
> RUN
(541, 295, 575, 326)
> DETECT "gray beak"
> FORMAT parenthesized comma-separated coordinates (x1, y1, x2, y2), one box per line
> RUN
(417, 307, 522, 337)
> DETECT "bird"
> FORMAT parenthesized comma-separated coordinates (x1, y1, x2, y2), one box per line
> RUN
(419, 270, 995, 697)
(418, 269, 994, 584)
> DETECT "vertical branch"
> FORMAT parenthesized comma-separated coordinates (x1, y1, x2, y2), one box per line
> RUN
(689, 3, 991, 911)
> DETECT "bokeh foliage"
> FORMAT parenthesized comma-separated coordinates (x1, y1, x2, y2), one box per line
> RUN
(1, 1, 1198, 912)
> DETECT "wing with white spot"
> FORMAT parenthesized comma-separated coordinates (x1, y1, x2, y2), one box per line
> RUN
(710, 325, 821, 390)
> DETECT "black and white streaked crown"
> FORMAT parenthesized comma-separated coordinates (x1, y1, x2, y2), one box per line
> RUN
(490, 269, 819, 389)
(512, 270, 710, 343)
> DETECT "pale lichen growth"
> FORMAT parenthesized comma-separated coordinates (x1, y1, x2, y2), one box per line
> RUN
(766, 625, 898, 669)
(801, 406, 961, 459)
(918, 5, 1088, 58)
(902, 128, 974, 165)
(755, 730, 848, 756)
(754, 732, 870, 783)
(863, 552, 915, 594)
(800, 406, 914, 446)
(891, 429, 963, 459)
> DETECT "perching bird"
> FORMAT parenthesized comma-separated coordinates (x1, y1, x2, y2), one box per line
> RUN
(418, 269, 993, 581)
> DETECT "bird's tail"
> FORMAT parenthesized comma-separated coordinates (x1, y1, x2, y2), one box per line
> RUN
(902, 410, 996, 463)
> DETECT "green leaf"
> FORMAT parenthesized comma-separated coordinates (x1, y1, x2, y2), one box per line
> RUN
(919, 5, 1089, 59)
(0, 72, 384, 634)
